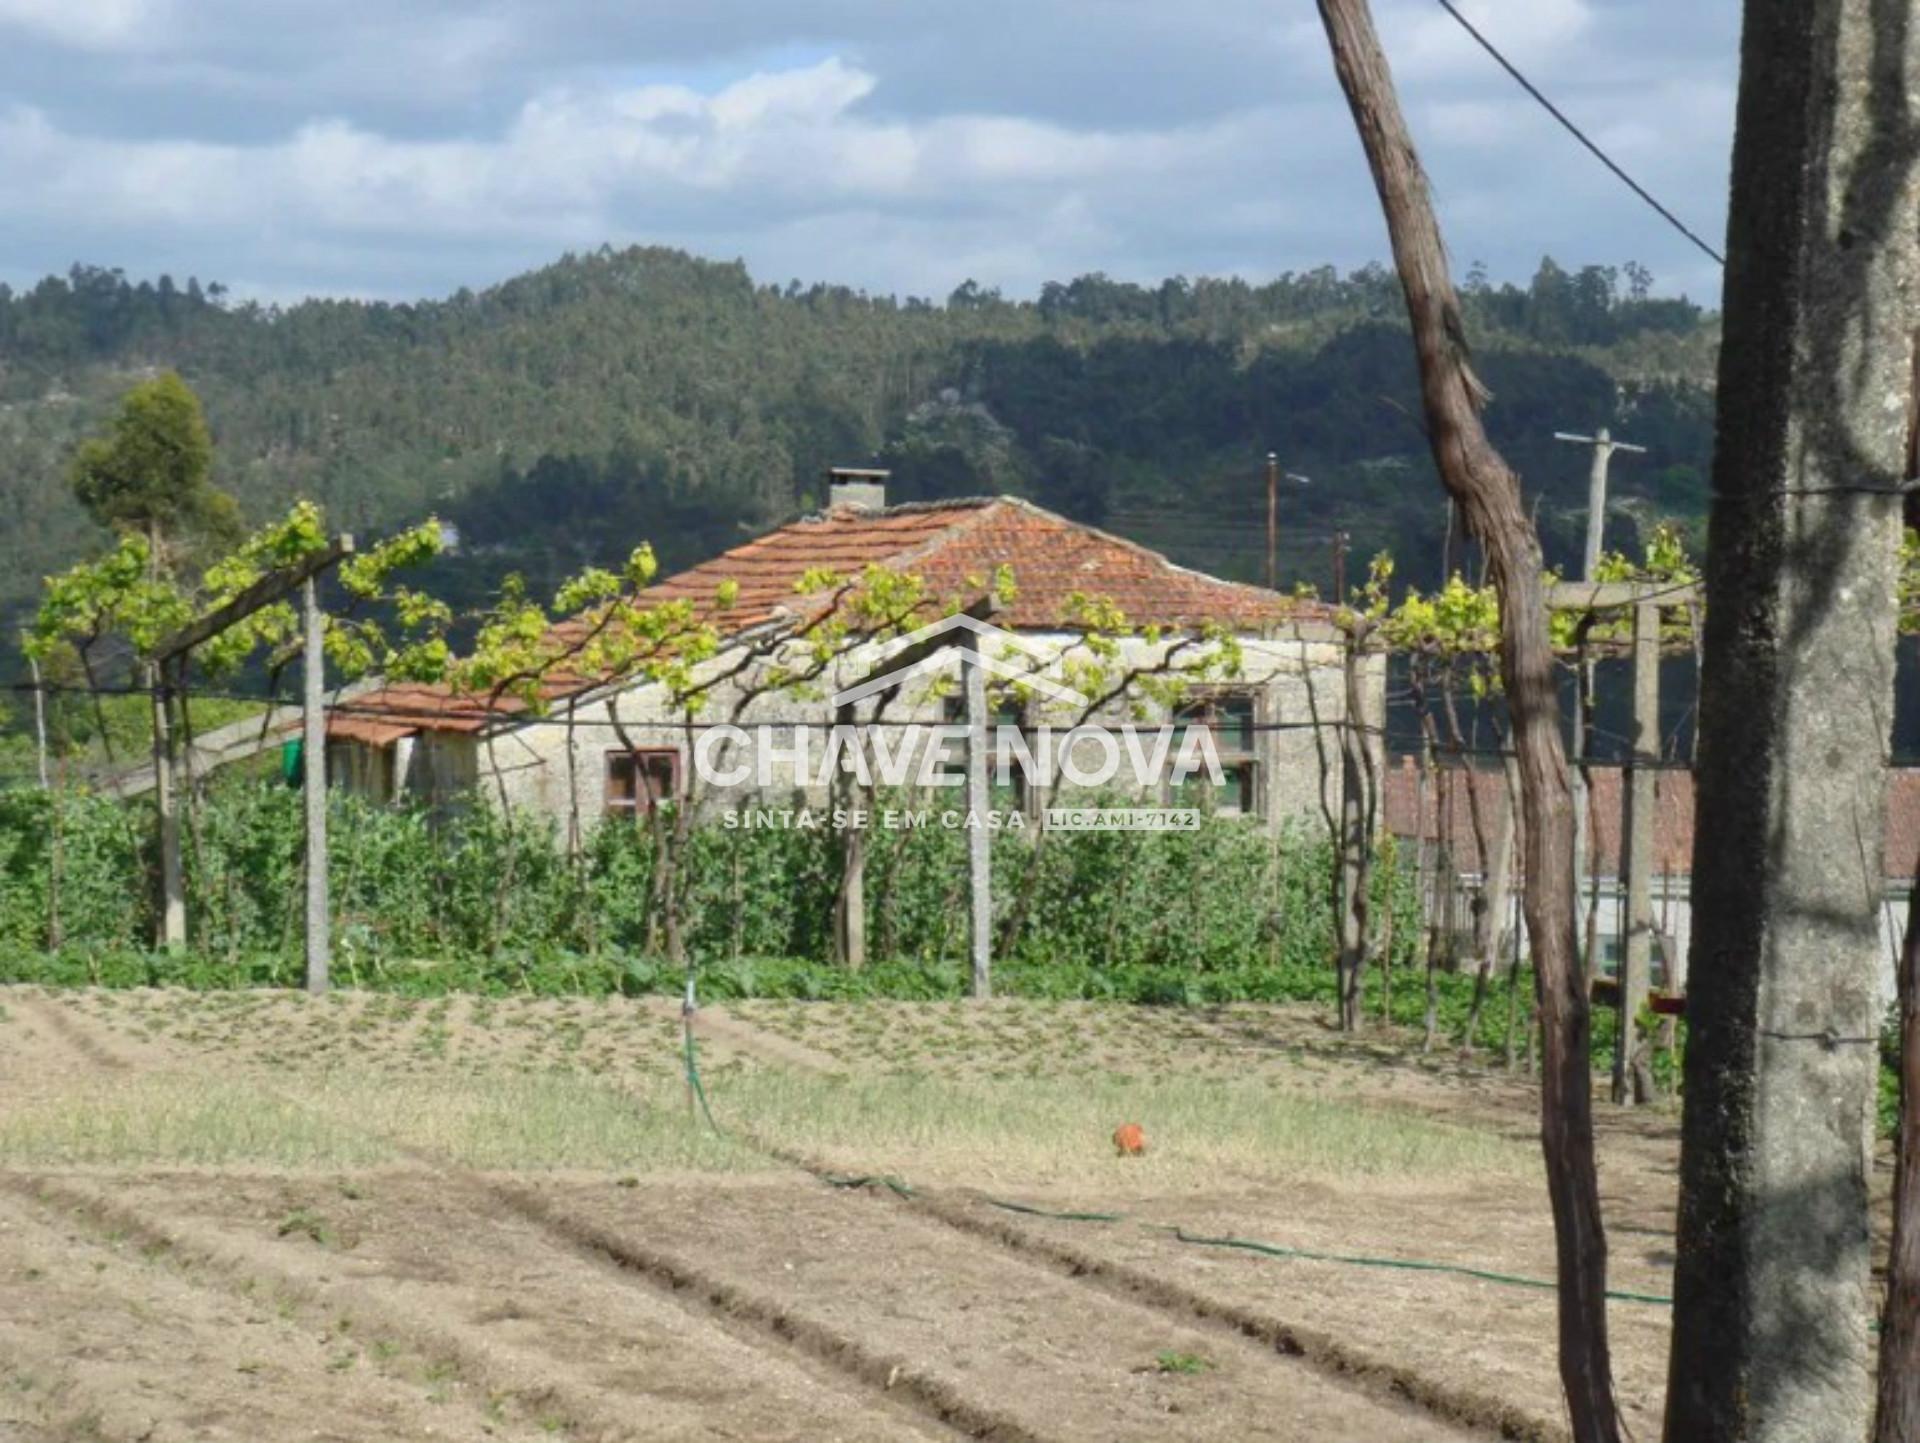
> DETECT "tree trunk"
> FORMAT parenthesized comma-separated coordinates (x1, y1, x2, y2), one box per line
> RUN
(1465, 744, 1519, 1054)
(1663, 5, 1917, 1441)
(1336, 634, 1377, 1030)
(1879, 868, 1920, 1442)
(1315, 4, 1623, 1436)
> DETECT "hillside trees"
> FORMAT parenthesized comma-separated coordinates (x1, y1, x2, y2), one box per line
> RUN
(0, 245, 1720, 693)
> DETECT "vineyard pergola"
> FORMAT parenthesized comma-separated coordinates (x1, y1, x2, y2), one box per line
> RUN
(150, 533, 354, 990)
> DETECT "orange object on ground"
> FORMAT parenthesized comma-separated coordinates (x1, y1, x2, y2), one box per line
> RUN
(1112, 1122, 1147, 1156)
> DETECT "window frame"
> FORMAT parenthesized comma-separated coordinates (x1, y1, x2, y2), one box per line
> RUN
(938, 691, 1036, 813)
(1167, 687, 1261, 817)
(605, 747, 684, 819)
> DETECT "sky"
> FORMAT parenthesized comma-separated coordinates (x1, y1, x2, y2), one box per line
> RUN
(0, 0, 1739, 307)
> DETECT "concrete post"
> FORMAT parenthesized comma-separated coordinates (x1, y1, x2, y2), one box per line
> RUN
(303, 578, 330, 994)
(964, 631, 991, 999)
(1612, 600, 1658, 1105)
(1665, 2, 1917, 1435)
(152, 663, 185, 951)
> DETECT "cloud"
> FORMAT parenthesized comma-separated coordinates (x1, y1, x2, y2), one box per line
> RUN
(0, 0, 158, 50)
(0, 3, 1739, 305)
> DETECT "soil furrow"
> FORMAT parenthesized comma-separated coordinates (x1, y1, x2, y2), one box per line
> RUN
(0, 1177, 554, 1442)
(7, 992, 130, 1074)
(6, 1170, 950, 1443)
(737, 1129, 1532, 1440)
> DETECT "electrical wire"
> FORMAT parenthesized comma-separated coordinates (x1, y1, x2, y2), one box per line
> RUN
(1431, 0, 1725, 268)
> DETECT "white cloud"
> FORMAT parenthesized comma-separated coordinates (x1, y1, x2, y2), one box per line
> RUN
(0, 0, 158, 50)
(0, 4, 1739, 304)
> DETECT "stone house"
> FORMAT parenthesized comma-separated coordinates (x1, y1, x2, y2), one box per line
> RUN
(326, 483, 1378, 839)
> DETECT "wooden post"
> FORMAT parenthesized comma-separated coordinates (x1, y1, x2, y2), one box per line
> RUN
(302, 577, 330, 994)
(963, 628, 992, 999)
(152, 661, 185, 951)
(1335, 635, 1375, 1030)
(1612, 600, 1659, 1104)
(1265, 452, 1279, 592)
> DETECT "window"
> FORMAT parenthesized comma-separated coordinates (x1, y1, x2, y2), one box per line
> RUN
(938, 693, 1034, 810)
(1171, 691, 1260, 816)
(606, 749, 683, 818)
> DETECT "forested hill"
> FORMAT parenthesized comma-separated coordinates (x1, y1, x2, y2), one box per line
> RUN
(0, 248, 1718, 662)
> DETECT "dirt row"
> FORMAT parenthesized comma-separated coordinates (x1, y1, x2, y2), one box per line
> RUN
(0, 990, 1704, 1443)
(0, 993, 1512, 1442)
(3, 1165, 1492, 1443)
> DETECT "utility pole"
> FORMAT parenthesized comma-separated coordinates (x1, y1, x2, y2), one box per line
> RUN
(1263, 455, 1310, 592)
(1266, 452, 1279, 592)
(302, 576, 330, 995)
(1555, 428, 1647, 577)
(1332, 530, 1350, 603)
(1664, 2, 1917, 1437)
(1555, 426, 1645, 979)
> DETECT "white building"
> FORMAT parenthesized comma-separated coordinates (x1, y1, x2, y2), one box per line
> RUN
(327, 486, 1379, 839)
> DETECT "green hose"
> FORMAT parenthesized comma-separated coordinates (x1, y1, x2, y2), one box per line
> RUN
(669, 1006, 1675, 1313)
(1161, 1226, 1675, 1308)
(681, 1008, 720, 1133)
(825, 1173, 917, 1198)
(985, 1197, 1125, 1223)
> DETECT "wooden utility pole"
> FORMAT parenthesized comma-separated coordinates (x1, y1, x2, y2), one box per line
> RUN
(1265, 452, 1280, 592)
(1665, 2, 1917, 1437)
(1555, 426, 1644, 978)
(962, 625, 992, 999)
(302, 577, 330, 995)
(1315, 3, 1623, 1437)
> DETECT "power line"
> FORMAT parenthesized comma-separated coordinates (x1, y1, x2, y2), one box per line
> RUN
(1431, 0, 1725, 268)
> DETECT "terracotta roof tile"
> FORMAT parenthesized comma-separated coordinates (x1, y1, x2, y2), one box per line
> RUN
(1383, 759, 1920, 881)
(333, 497, 1331, 742)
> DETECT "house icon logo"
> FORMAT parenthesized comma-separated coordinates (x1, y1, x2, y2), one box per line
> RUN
(830, 613, 1090, 711)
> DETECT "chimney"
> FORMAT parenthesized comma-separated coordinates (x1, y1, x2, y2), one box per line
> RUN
(827, 467, 889, 512)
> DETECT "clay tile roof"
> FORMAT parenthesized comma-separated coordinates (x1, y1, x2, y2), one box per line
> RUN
(1382, 759, 1920, 882)
(330, 496, 1332, 744)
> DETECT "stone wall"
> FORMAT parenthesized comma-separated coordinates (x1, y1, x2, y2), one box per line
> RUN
(338, 622, 1376, 842)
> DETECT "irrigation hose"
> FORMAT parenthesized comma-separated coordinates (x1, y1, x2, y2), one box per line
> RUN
(1158, 1227, 1675, 1308)
(984, 1197, 1126, 1223)
(681, 1010, 721, 1134)
(671, 996, 1674, 1311)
